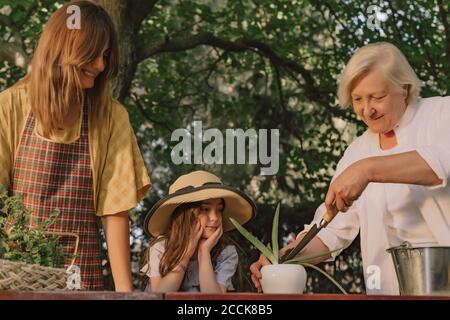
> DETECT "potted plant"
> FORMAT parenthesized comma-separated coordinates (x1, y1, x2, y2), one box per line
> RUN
(230, 203, 347, 294)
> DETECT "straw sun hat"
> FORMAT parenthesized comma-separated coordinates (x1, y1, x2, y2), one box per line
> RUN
(144, 170, 257, 237)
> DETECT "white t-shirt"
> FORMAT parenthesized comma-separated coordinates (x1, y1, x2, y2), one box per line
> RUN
(302, 96, 450, 295)
(141, 240, 238, 292)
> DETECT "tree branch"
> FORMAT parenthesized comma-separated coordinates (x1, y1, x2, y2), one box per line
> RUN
(130, 93, 174, 133)
(273, 64, 286, 112)
(136, 32, 324, 102)
(204, 51, 228, 89)
(129, 0, 159, 28)
(137, 32, 245, 60)
(137, 31, 364, 125)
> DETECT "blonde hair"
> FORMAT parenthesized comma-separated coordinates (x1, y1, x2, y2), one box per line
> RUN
(337, 42, 421, 108)
(25, 1, 118, 137)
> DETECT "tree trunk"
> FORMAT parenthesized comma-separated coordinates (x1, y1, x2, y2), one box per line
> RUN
(93, 0, 139, 101)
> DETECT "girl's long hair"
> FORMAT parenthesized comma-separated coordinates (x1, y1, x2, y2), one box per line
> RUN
(24, 1, 118, 137)
(143, 200, 228, 278)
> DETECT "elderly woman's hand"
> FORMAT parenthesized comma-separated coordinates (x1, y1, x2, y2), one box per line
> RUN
(325, 159, 372, 212)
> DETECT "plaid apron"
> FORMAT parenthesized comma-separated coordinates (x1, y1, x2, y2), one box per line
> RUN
(11, 104, 104, 290)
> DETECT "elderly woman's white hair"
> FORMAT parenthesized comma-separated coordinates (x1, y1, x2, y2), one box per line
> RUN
(337, 42, 422, 108)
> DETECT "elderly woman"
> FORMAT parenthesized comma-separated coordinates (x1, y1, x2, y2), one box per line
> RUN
(250, 41, 450, 295)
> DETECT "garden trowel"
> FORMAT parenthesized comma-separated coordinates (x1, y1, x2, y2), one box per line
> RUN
(279, 205, 338, 263)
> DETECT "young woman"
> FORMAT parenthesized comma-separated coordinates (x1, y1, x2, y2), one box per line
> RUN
(0, 1, 151, 291)
(142, 170, 256, 293)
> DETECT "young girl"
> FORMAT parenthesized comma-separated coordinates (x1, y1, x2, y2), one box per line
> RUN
(0, 1, 151, 291)
(142, 170, 256, 293)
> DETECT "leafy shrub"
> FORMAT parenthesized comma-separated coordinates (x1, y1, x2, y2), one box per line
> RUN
(0, 191, 69, 268)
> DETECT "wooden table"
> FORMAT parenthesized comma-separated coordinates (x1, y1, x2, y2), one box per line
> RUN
(1, 291, 449, 300)
(165, 292, 450, 300)
(0, 290, 162, 300)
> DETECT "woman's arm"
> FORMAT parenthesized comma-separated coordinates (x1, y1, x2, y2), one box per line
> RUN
(102, 211, 133, 292)
(325, 151, 442, 212)
(367, 151, 442, 185)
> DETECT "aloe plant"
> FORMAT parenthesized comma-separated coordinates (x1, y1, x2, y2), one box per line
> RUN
(230, 202, 347, 294)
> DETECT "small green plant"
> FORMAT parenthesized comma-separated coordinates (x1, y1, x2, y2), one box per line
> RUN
(0, 191, 69, 268)
(230, 203, 347, 294)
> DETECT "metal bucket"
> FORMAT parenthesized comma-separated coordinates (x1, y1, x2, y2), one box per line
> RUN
(387, 242, 450, 296)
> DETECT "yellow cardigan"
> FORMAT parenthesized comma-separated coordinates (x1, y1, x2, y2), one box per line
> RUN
(0, 82, 151, 216)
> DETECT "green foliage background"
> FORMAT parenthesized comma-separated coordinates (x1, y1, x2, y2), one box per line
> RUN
(1, 0, 449, 293)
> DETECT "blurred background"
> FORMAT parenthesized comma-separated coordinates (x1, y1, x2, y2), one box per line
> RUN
(1, 0, 449, 292)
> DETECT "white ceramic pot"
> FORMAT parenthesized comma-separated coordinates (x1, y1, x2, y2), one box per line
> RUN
(260, 264, 307, 294)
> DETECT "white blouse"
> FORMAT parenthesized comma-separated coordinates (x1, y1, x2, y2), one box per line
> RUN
(380, 146, 436, 246)
(302, 96, 450, 295)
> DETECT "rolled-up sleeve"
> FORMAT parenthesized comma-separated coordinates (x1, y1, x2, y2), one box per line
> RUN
(96, 101, 152, 216)
(415, 97, 450, 190)
(416, 145, 450, 189)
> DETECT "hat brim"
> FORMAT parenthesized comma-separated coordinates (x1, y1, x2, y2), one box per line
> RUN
(144, 185, 256, 237)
